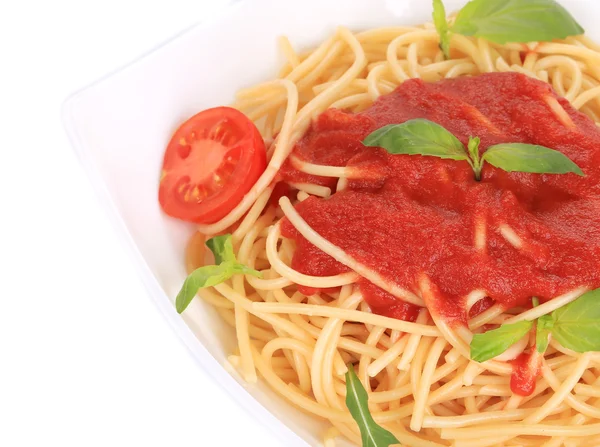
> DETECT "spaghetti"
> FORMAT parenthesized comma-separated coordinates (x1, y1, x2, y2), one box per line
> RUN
(182, 21, 600, 447)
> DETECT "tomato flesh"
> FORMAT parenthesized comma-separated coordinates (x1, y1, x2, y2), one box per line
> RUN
(159, 107, 267, 224)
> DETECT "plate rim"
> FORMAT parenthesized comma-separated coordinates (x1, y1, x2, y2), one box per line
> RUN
(60, 1, 309, 445)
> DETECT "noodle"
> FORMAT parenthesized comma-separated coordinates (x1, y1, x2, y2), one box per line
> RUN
(181, 20, 600, 447)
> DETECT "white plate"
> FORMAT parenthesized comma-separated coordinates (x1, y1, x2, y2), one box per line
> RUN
(62, 0, 597, 445)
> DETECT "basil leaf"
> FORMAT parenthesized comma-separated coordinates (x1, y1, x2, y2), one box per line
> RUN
(549, 289, 600, 353)
(345, 367, 400, 447)
(363, 119, 468, 161)
(470, 320, 533, 362)
(536, 328, 550, 353)
(175, 263, 235, 313)
(176, 233, 262, 313)
(536, 314, 553, 353)
(482, 143, 584, 176)
(467, 136, 480, 163)
(432, 0, 450, 59)
(206, 234, 237, 264)
(451, 0, 584, 45)
(467, 136, 483, 179)
(231, 263, 263, 277)
(175, 262, 262, 313)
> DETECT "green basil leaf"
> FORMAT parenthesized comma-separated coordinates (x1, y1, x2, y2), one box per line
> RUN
(482, 143, 584, 176)
(533, 297, 551, 353)
(470, 320, 533, 362)
(537, 314, 555, 331)
(451, 0, 584, 45)
(467, 136, 482, 179)
(363, 119, 468, 161)
(345, 367, 400, 447)
(231, 263, 262, 277)
(550, 289, 600, 353)
(175, 263, 235, 313)
(536, 328, 550, 353)
(432, 0, 450, 59)
(175, 234, 262, 313)
(467, 136, 480, 164)
(206, 234, 237, 264)
(536, 314, 553, 353)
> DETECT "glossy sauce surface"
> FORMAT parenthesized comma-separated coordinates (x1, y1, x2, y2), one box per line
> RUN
(280, 73, 600, 326)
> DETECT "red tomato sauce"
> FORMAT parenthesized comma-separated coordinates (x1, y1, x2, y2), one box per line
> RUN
(279, 73, 600, 326)
(510, 351, 542, 396)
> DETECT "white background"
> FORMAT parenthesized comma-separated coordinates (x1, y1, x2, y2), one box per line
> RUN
(1, 1, 281, 445)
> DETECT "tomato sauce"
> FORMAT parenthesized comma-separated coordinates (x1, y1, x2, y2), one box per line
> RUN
(280, 73, 600, 327)
(510, 351, 542, 396)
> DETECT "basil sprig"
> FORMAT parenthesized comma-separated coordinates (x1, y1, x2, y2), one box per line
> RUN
(470, 289, 600, 363)
(363, 119, 583, 180)
(175, 234, 261, 313)
(432, 0, 584, 59)
(345, 367, 400, 447)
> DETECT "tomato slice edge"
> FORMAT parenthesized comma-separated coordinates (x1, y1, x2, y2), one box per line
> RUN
(159, 107, 267, 224)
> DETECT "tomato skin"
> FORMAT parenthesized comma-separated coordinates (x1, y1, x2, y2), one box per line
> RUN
(159, 107, 267, 224)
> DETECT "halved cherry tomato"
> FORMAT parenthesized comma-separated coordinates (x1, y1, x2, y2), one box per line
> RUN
(159, 107, 267, 224)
